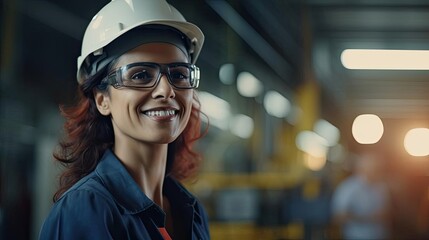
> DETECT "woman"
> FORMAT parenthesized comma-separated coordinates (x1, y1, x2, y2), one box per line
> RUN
(39, 0, 209, 239)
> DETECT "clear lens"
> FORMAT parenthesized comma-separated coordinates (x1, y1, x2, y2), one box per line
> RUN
(122, 65, 159, 87)
(168, 65, 192, 88)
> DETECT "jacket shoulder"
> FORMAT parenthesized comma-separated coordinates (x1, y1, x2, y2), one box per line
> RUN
(39, 177, 122, 240)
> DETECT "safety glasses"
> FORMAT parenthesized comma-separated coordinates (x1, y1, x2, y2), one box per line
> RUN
(100, 62, 200, 89)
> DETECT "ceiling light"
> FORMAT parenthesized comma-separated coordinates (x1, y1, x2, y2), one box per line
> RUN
(199, 91, 231, 130)
(314, 119, 340, 147)
(219, 63, 235, 85)
(237, 72, 263, 97)
(341, 49, 429, 70)
(263, 90, 291, 118)
(296, 130, 328, 158)
(404, 128, 429, 157)
(303, 153, 327, 171)
(229, 114, 254, 139)
(352, 114, 384, 144)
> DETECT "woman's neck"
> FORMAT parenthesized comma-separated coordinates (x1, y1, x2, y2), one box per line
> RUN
(113, 139, 168, 207)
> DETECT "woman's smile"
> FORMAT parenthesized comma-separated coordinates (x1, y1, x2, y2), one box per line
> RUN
(141, 107, 179, 121)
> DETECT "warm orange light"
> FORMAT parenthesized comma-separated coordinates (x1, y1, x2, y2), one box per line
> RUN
(303, 153, 326, 171)
(404, 128, 429, 157)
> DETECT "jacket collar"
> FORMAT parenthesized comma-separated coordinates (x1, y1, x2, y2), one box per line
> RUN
(94, 149, 201, 223)
(95, 149, 156, 214)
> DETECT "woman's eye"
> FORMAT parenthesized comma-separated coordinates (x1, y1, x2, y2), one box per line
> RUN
(170, 71, 189, 81)
(131, 71, 151, 80)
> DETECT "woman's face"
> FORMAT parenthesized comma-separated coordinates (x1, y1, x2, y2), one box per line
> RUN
(95, 43, 193, 145)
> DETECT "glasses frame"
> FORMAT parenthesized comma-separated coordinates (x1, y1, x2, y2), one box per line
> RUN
(100, 62, 200, 89)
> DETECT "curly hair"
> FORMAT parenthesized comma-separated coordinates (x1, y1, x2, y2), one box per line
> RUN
(53, 64, 205, 202)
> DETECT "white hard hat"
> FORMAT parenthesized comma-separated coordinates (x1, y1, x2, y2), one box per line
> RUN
(77, 0, 204, 84)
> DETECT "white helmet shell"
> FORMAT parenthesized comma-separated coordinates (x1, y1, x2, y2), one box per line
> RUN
(77, 0, 204, 83)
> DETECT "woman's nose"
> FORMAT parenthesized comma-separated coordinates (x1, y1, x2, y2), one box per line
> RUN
(152, 74, 175, 99)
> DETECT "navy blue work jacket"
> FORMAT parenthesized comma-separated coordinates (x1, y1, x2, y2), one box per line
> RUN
(39, 149, 210, 240)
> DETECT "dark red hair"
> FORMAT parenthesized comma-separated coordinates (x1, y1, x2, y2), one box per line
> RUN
(53, 66, 205, 202)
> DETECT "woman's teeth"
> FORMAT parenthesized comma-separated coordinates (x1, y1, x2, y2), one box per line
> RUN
(144, 110, 176, 117)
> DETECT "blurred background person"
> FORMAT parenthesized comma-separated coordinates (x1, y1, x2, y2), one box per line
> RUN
(331, 152, 391, 240)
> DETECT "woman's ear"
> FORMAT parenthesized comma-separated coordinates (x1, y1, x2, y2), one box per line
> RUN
(94, 89, 111, 116)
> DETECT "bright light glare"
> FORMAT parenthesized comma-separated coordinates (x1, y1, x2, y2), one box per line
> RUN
(198, 91, 231, 130)
(341, 49, 429, 70)
(296, 131, 328, 158)
(303, 153, 327, 171)
(237, 72, 263, 97)
(263, 90, 291, 118)
(352, 114, 384, 144)
(314, 119, 340, 147)
(229, 114, 254, 139)
(219, 63, 235, 85)
(404, 128, 429, 157)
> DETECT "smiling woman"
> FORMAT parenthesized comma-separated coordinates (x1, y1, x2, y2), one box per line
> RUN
(95, 43, 194, 147)
(38, 0, 210, 239)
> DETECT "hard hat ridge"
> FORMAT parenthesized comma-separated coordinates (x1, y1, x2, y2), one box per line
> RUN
(81, 25, 192, 79)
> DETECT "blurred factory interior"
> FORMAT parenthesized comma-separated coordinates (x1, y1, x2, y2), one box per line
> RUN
(2, 0, 429, 239)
